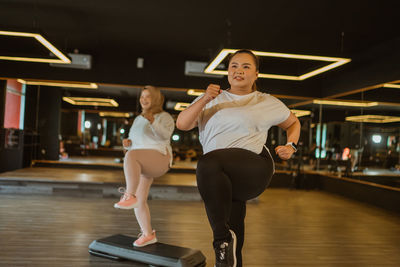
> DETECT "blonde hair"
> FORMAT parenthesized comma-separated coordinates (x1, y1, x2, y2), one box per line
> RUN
(141, 85, 164, 114)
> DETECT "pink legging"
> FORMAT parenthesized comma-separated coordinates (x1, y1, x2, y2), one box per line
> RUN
(123, 149, 170, 236)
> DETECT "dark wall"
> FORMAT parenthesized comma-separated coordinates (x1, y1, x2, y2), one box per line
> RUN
(60, 110, 78, 137)
(22, 85, 40, 167)
(24, 85, 39, 131)
(36, 86, 62, 160)
(321, 38, 400, 98)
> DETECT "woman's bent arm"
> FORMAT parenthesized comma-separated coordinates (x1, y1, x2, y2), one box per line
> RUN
(176, 97, 208, 130)
(176, 84, 221, 131)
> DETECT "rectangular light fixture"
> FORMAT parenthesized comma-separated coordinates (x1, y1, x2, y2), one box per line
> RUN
(99, 112, 130, 118)
(204, 48, 351, 81)
(63, 97, 119, 107)
(290, 109, 311, 117)
(345, 115, 400, 123)
(0, 30, 71, 64)
(187, 89, 205, 96)
(174, 102, 190, 111)
(313, 99, 378, 107)
(383, 83, 400, 89)
(18, 79, 97, 89)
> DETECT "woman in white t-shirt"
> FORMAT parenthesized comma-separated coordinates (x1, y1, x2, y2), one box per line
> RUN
(114, 86, 174, 247)
(176, 50, 300, 267)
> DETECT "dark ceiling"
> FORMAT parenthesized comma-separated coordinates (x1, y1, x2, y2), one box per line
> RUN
(1, 0, 400, 113)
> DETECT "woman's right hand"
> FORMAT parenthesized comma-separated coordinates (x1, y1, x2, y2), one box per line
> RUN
(176, 84, 220, 131)
(202, 84, 221, 103)
(122, 139, 132, 148)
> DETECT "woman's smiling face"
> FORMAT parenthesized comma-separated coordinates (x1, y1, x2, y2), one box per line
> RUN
(227, 53, 258, 91)
(140, 89, 152, 111)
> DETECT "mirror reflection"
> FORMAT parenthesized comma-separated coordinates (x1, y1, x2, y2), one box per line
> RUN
(54, 82, 400, 189)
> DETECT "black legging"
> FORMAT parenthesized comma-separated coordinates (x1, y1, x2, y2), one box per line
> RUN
(196, 147, 274, 267)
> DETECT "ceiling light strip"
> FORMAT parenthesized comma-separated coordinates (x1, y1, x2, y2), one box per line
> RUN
(0, 30, 71, 64)
(299, 60, 350, 80)
(18, 79, 97, 89)
(313, 99, 379, 107)
(187, 89, 205, 96)
(258, 73, 300, 80)
(174, 102, 190, 111)
(33, 35, 71, 63)
(69, 97, 112, 102)
(204, 48, 351, 81)
(253, 51, 349, 62)
(63, 97, 119, 107)
(204, 49, 235, 73)
(383, 83, 400, 89)
(345, 115, 400, 123)
(99, 112, 131, 118)
(62, 97, 76, 105)
(290, 109, 311, 117)
(0, 56, 69, 63)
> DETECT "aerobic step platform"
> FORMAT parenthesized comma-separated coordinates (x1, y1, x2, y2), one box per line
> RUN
(89, 234, 206, 267)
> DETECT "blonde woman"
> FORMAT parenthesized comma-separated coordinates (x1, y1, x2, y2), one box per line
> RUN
(114, 86, 174, 247)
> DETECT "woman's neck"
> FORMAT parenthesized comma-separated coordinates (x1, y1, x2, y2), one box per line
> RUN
(142, 108, 151, 114)
(228, 86, 253, 95)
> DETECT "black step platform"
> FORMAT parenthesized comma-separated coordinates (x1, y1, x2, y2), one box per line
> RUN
(89, 234, 206, 267)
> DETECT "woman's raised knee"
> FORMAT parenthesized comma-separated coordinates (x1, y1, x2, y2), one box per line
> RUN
(196, 153, 223, 188)
(197, 153, 221, 175)
(125, 150, 140, 162)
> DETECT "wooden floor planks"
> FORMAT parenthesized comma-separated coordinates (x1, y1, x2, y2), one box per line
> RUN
(1, 189, 400, 266)
(0, 167, 197, 186)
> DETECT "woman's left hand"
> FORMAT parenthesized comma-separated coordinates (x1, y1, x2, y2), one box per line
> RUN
(275, 145, 295, 160)
(143, 112, 154, 123)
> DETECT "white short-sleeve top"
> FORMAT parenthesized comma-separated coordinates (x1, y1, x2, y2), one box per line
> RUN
(193, 90, 291, 155)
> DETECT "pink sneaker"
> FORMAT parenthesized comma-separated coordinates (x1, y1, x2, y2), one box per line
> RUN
(114, 187, 138, 209)
(133, 230, 157, 247)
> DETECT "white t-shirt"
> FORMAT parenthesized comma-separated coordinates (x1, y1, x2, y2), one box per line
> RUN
(125, 111, 175, 163)
(193, 90, 291, 154)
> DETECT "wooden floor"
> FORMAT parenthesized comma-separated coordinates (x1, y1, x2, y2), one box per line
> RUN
(1, 189, 399, 266)
(33, 156, 198, 170)
(0, 167, 197, 187)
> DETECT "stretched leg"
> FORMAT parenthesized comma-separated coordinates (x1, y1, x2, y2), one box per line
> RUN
(196, 154, 232, 242)
(134, 175, 154, 236)
(132, 150, 170, 236)
(228, 200, 246, 267)
(197, 148, 274, 266)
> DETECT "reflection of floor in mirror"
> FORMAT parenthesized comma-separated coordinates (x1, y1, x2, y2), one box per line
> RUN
(0, 167, 197, 186)
(56, 156, 198, 170)
(32, 156, 198, 172)
(284, 162, 400, 177)
(359, 168, 400, 176)
(55, 157, 400, 176)
(60, 156, 121, 165)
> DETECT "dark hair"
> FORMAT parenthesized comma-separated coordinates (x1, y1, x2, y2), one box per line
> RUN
(227, 49, 260, 91)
